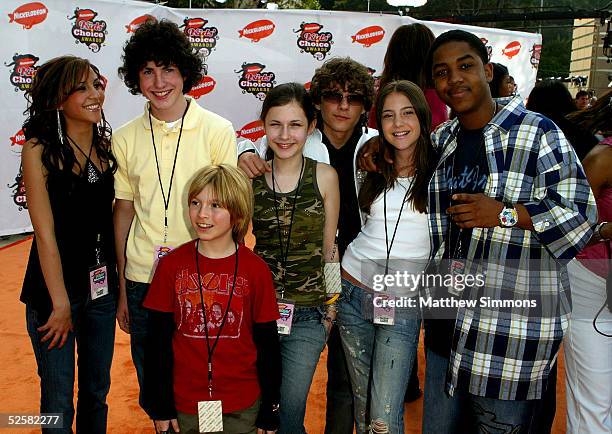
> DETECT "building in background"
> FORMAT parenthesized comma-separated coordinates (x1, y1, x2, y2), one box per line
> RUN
(569, 18, 612, 98)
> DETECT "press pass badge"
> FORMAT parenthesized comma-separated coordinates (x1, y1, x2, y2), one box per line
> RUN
(448, 259, 466, 296)
(89, 264, 109, 300)
(198, 400, 223, 433)
(373, 294, 395, 325)
(276, 298, 295, 335)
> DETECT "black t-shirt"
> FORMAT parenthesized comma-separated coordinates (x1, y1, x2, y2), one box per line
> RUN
(444, 127, 489, 260)
(322, 127, 363, 258)
(426, 127, 489, 357)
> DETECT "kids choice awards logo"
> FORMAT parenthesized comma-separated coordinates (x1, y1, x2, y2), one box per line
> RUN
(125, 14, 156, 33)
(351, 26, 385, 47)
(530, 44, 542, 68)
(235, 62, 275, 100)
(5, 53, 39, 92)
(188, 75, 216, 99)
(8, 166, 27, 211)
(236, 120, 265, 142)
(239, 20, 275, 42)
(502, 41, 521, 59)
(294, 22, 333, 61)
(480, 37, 493, 60)
(68, 7, 107, 52)
(181, 17, 219, 57)
(8, 2, 48, 29)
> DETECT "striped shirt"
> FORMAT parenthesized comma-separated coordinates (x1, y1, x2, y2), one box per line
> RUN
(426, 96, 597, 400)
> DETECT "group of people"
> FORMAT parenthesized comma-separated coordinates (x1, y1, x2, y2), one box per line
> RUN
(19, 16, 611, 434)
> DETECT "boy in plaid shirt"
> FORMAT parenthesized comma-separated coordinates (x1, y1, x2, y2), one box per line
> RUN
(422, 30, 597, 433)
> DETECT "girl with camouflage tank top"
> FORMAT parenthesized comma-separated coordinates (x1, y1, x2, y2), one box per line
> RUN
(251, 83, 340, 434)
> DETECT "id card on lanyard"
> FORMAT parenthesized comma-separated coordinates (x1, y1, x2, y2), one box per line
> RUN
(149, 100, 190, 270)
(379, 180, 413, 326)
(89, 234, 108, 300)
(271, 157, 304, 336)
(276, 296, 295, 335)
(194, 239, 238, 429)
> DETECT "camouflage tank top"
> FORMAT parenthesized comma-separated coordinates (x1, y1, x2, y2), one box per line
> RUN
(252, 157, 326, 307)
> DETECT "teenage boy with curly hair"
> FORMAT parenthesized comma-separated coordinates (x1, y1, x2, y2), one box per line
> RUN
(112, 19, 237, 410)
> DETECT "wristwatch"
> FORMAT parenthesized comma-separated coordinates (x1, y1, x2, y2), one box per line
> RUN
(498, 202, 518, 227)
(593, 221, 610, 241)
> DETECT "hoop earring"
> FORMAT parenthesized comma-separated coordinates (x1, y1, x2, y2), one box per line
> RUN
(56, 109, 64, 145)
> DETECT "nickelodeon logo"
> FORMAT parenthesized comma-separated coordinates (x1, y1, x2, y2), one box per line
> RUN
(8, 2, 48, 29)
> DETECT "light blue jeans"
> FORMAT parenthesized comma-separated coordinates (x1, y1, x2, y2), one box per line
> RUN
(278, 305, 328, 434)
(337, 279, 420, 434)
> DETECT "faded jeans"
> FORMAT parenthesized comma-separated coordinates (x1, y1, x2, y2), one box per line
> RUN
(337, 279, 420, 434)
(278, 305, 328, 434)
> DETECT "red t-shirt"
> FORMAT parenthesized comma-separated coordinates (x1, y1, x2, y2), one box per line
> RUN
(144, 241, 279, 414)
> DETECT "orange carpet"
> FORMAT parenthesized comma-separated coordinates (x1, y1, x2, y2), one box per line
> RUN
(0, 238, 567, 433)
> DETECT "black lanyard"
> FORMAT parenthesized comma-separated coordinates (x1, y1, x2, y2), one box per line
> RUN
(194, 239, 239, 397)
(383, 177, 414, 275)
(271, 156, 305, 298)
(149, 100, 190, 243)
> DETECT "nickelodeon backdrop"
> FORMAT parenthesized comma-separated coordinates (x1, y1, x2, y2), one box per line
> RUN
(1, 0, 541, 236)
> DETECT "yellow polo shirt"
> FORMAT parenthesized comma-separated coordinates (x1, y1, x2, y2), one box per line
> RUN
(113, 97, 237, 283)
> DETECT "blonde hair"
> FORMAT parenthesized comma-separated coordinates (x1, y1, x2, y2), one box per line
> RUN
(188, 165, 253, 242)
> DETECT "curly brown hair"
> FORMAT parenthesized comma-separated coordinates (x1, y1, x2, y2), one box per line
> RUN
(309, 57, 374, 112)
(118, 19, 203, 96)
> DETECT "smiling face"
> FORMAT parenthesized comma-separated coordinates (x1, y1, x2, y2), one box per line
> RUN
(381, 92, 421, 159)
(432, 41, 493, 126)
(264, 100, 315, 161)
(138, 61, 187, 121)
(189, 186, 233, 247)
(60, 67, 105, 127)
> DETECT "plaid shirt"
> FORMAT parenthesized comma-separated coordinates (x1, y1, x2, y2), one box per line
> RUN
(427, 96, 597, 400)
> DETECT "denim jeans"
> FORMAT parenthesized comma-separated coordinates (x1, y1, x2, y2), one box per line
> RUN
(325, 324, 355, 434)
(422, 348, 539, 434)
(26, 293, 116, 434)
(125, 279, 150, 409)
(337, 279, 420, 434)
(422, 348, 466, 434)
(278, 305, 328, 434)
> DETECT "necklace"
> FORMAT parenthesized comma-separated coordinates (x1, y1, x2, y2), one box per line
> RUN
(66, 135, 99, 183)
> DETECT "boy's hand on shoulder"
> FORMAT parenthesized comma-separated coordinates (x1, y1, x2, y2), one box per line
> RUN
(357, 136, 381, 173)
(238, 151, 271, 179)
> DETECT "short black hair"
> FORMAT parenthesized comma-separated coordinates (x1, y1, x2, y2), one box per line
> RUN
(118, 19, 203, 95)
(426, 30, 490, 77)
(575, 90, 589, 99)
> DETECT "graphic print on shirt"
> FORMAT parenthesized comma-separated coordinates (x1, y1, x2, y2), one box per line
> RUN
(174, 268, 249, 339)
(445, 163, 487, 193)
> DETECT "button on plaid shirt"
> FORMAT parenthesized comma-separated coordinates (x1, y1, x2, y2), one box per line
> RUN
(427, 96, 597, 400)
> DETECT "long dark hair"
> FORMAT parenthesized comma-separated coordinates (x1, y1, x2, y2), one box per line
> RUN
(379, 24, 435, 91)
(260, 82, 316, 160)
(359, 81, 435, 215)
(22, 56, 115, 175)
